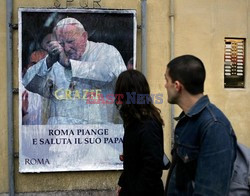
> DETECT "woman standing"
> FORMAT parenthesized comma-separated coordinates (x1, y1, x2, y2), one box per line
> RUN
(115, 70, 164, 196)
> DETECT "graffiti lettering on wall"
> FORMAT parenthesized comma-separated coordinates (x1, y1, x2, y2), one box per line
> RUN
(54, 0, 102, 8)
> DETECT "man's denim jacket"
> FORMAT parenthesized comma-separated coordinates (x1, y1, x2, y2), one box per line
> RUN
(167, 95, 237, 196)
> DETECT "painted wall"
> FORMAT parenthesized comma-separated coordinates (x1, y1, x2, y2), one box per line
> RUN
(173, 0, 250, 146)
(0, 0, 249, 194)
(0, 0, 8, 193)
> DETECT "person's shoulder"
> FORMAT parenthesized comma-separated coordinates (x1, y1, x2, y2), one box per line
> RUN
(90, 41, 118, 51)
(198, 102, 233, 133)
(139, 118, 163, 134)
(205, 102, 230, 122)
(144, 117, 162, 128)
(126, 117, 163, 130)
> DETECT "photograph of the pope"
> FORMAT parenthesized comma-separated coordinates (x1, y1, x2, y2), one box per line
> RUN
(19, 8, 136, 172)
(21, 10, 135, 125)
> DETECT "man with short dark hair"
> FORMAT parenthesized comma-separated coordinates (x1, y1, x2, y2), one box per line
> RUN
(164, 55, 237, 195)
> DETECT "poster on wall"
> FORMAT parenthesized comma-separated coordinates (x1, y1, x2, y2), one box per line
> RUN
(18, 8, 136, 173)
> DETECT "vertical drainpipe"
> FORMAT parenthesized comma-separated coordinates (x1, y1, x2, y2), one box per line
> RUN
(141, 0, 147, 76)
(6, 0, 15, 195)
(169, 0, 175, 146)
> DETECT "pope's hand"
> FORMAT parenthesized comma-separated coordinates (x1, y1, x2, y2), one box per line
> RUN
(46, 41, 71, 69)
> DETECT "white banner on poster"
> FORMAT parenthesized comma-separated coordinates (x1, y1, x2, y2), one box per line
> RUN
(19, 8, 136, 172)
(20, 124, 124, 172)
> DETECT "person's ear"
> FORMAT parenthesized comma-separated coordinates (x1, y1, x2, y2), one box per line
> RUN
(174, 81, 183, 92)
(82, 31, 88, 42)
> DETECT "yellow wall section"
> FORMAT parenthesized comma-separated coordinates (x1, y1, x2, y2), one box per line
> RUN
(174, 0, 250, 146)
(0, 0, 8, 193)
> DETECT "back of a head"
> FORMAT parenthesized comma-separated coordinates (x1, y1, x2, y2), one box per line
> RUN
(115, 70, 163, 126)
(115, 70, 150, 97)
(167, 55, 206, 95)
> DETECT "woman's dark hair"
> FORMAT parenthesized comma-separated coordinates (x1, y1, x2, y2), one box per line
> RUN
(167, 55, 206, 95)
(114, 70, 164, 126)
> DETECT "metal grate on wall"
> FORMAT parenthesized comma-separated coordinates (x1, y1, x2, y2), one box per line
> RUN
(224, 38, 245, 88)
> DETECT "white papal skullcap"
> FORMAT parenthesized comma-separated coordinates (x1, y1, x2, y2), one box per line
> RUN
(55, 17, 85, 31)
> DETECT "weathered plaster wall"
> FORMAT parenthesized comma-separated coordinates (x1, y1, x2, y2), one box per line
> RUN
(1, 0, 249, 194)
(0, 0, 8, 193)
(174, 0, 250, 146)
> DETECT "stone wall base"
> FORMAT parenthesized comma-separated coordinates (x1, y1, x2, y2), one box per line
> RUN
(0, 190, 116, 196)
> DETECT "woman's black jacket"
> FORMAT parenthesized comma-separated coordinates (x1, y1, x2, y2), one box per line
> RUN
(118, 118, 164, 196)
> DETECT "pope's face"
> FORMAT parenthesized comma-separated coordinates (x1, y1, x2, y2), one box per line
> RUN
(54, 24, 88, 60)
